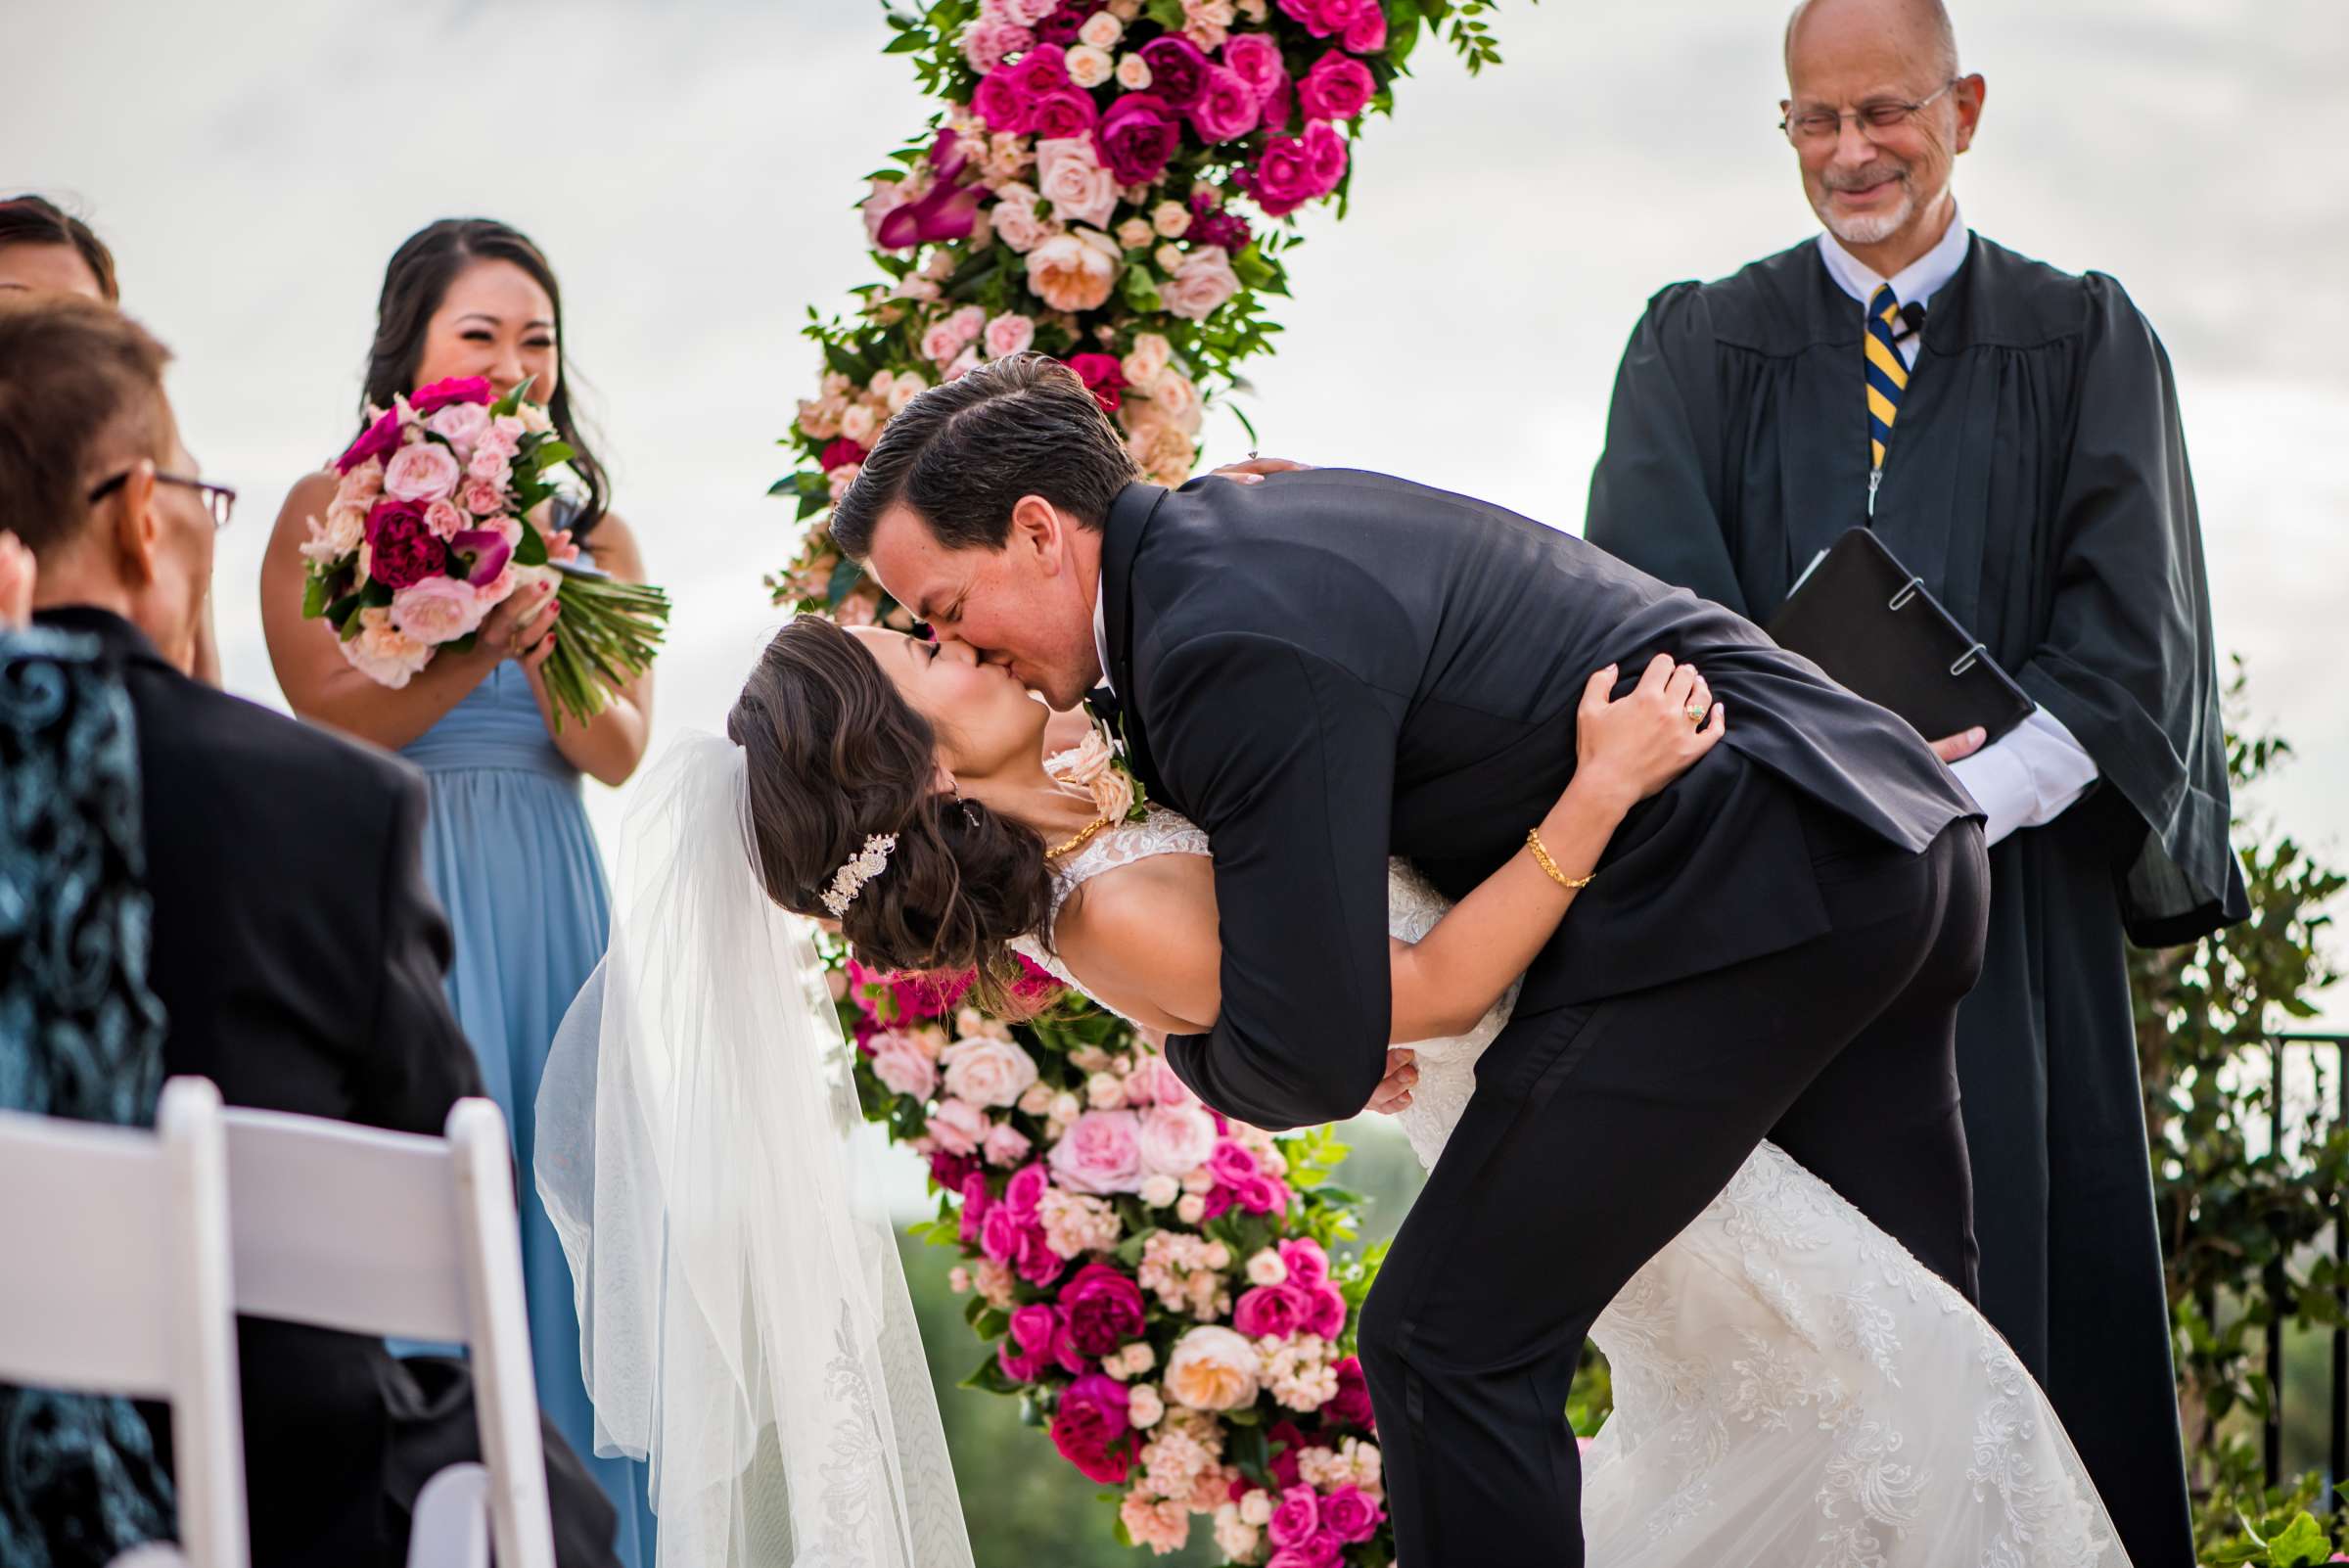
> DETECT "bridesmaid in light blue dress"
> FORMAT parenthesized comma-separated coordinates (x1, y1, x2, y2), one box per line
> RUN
(261, 219, 657, 1568)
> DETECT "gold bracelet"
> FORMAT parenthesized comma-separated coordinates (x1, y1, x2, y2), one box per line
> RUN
(1526, 828, 1596, 891)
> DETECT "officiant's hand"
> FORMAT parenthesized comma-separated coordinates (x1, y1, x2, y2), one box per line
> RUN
(1928, 727, 1988, 763)
(1365, 1047, 1417, 1115)
(1208, 456, 1311, 484)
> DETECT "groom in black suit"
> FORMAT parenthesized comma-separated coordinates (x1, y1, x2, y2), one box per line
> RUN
(836, 355, 1990, 1567)
(0, 296, 619, 1567)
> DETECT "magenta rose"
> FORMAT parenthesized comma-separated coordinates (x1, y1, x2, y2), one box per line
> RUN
(1208, 1139, 1259, 1185)
(1342, 2, 1387, 53)
(1019, 1228, 1068, 1288)
(1277, 1237, 1330, 1290)
(819, 437, 868, 470)
(1049, 1373, 1133, 1485)
(1030, 86, 1100, 140)
(363, 499, 444, 590)
(998, 1336, 1047, 1383)
(1094, 93, 1180, 185)
(1267, 1549, 1343, 1568)
(1303, 1283, 1347, 1340)
(1304, 117, 1349, 193)
(1005, 41, 1071, 100)
(929, 1147, 979, 1192)
(1047, 1109, 1144, 1195)
(1236, 1172, 1290, 1216)
(1064, 351, 1128, 412)
(983, 1204, 1032, 1264)
(1298, 51, 1375, 121)
(1034, 2, 1101, 45)
(1004, 1161, 1049, 1222)
(1189, 64, 1260, 142)
(1232, 1283, 1308, 1339)
(1259, 72, 1296, 133)
(1327, 1356, 1376, 1431)
(1322, 1485, 1383, 1544)
(1276, 0, 1332, 34)
(1059, 1262, 1147, 1356)
(1222, 33, 1286, 103)
(1247, 129, 1322, 215)
(446, 528, 513, 587)
(975, 68, 1033, 134)
(336, 409, 402, 475)
(410, 375, 494, 413)
(1000, 1302, 1062, 1381)
(1266, 1484, 1319, 1549)
(1137, 33, 1209, 105)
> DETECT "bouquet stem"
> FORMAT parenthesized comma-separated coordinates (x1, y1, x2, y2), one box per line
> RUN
(543, 571, 668, 731)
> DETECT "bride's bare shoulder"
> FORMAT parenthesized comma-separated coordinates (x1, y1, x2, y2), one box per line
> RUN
(1051, 854, 1221, 1034)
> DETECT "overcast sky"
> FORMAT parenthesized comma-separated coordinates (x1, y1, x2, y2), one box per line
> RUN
(10, 0, 2346, 1027)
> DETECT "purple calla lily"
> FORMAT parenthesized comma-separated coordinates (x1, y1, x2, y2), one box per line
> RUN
(449, 528, 513, 586)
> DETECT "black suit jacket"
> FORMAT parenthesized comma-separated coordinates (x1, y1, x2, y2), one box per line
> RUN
(27, 608, 600, 1567)
(1100, 472, 1978, 1130)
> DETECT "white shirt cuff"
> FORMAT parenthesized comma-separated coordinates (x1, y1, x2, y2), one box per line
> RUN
(1948, 708, 2099, 847)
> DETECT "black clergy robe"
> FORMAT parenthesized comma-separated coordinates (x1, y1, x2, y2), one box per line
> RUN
(1585, 231, 2246, 1568)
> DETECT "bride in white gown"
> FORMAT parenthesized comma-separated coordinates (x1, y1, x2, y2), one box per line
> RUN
(544, 615, 2128, 1566)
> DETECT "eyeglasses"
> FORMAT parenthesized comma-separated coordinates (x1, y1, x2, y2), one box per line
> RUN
(87, 468, 238, 529)
(1780, 79, 1959, 146)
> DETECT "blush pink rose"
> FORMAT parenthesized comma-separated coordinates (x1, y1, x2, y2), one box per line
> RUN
(983, 1122, 1034, 1167)
(1046, 1109, 1144, 1194)
(926, 1097, 990, 1156)
(424, 400, 490, 455)
(1036, 137, 1120, 230)
(871, 1035, 939, 1100)
(1131, 1055, 1196, 1109)
(984, 312, 1037, 357)
(381, 441, 462, 504)
(1137, 1104, 1218, 1176)
(942, 1034, 1037, 1107)
(460, 477, 508, 518)
(466, 446, 512, 486)
(990, 186, 1056, 254)
(1161, 246, 1241, 321)
(421, 497, 467, 541)
(388, 575, 493, 645)
(921, 317, 969, 366)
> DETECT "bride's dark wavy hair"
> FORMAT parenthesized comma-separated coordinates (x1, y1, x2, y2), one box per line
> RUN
(731, 616, 1055, 1004)
(360, 218, 610, 533)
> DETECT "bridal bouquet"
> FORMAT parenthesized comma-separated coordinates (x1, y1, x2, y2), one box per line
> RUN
(300, 375, 668, 729)
(771, 0, 1513, 623)
(834, 952, 1395, 1566)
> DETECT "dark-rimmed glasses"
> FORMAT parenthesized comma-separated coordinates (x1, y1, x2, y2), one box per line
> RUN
(1780, 79, 1959, 146)
(87, 468, 238, 529)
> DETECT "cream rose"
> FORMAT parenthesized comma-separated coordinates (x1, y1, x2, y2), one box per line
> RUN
(1164, 1325, 1263, 1412)
(388, 576, 493, 645)
(1151, 200, 1193, 239)
(342, 607, 433, 689)
(300, 501, 367, 566)
(1115, 52, 1152, 91)
(886, 370, 929, 412)
(1078, 10, 1124, 48)
(1065, 43, 1114, 89)
(1120, 331, 1174, 388)
(941, 1037, 1040, 1108)
(1025, 230, 1121, 313)
(1036, 137, 1119, 231)
(841, 403, 879, 445)
(1116, 217, 1154, 251)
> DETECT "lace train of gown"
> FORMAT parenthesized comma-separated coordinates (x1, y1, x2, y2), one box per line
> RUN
(1023, 813, 2130, 1567)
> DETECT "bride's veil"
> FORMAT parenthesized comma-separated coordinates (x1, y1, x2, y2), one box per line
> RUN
(535, 731, 974, 1568)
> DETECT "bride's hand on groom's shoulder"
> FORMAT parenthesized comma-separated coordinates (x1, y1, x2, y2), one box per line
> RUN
(1206, 456, 1311, 484)
(1573, 654, 1727, 812)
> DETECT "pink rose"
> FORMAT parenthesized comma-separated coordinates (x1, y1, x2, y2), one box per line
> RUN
(1188, 64, 1261, 142)
(1235, 1172, 1289, 1216)
(1303, 1284, 1347, 1340)
(871, 1036, 939, 1100)
(1304, 117, 1349, 192)
(1277, 1237, 1330, 1290)
(1209, 1140, 1259, 1185)
(1266, 1485, 1319, 1549)
(421, 497, 467, 541)
(990, 186, 1057, 254)
(1047, 1109, 1144, 1194)
(1136, 1104, 1218, 1176)
(922, 317, 969, 366)
(1161, 246, 1241, 321)
(926, 1097, 990, 1156)
(1005, 41, 1071, 100)
(1004, 1161, 1050, 1222)
(1049, 1373, 1133, 1485)
(1232, 1283, 1307, 1339)
(961, 18, 1035, 71)
(474, 418, 522, 463)
(1322, 1485, 1382, 1544)
(1247, 131, 1323, 217)
(466, 446, 512, 486)
(1297, 51, 1375, 122)
(980, 1203, 1028, 1265)
(1064, 350, 1128, 412)
(1036, 137, 1120, 231)
(983, 1121, 1034, 1167)
(460, 478, 507, 518)
(381, 441, 462, 504)
(1132, 1056, 1196, 1109)
(410, 375, 493, 413)
(424, 400, 490, 455)
(957, 1170, 991, 1248)
(388, 575, 492, 645)
(1222, 32, 1286, 103)
(983, 312, 1036, 357)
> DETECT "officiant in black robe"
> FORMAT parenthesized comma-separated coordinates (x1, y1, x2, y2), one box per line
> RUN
(1585, 4, 2244, 1563)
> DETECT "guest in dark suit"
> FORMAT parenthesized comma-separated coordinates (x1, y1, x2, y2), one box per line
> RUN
(831, 354, 1991, 1568)
(0, 295, 619, 1568)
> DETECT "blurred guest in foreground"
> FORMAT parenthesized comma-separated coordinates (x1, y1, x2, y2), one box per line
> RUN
(0, 294, 620, 1568)
(1582, 2, 2242, 1561)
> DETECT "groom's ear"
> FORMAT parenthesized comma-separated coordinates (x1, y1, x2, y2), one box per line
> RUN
(1006, 494, 1067, 576)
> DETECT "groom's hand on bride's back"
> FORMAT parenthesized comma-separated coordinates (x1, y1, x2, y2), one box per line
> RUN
(1207, 456, 1311, 484)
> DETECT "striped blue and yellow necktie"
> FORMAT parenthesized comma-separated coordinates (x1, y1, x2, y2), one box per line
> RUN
(1865, 283, 1908, 474)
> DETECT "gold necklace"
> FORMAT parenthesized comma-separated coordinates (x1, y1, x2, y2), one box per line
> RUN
(1045, 815, 1113, 860)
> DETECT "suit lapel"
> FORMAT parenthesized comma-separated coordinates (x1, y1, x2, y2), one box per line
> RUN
(1100, 482, 1168, 802)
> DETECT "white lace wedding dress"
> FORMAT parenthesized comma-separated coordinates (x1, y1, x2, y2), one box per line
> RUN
(1017, 809, 2130, 1567)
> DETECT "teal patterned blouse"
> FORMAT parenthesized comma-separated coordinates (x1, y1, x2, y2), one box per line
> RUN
(0, 628, 175, 1567)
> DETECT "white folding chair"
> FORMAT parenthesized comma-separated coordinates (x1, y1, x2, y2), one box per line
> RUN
(219, 1098, 554, 1568)
(0, 1077, 249, 1568)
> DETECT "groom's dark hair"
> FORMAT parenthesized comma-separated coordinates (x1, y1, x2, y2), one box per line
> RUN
(830, 352, 1140, 559)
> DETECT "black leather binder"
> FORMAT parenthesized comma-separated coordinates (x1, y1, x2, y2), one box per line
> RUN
(1765, 527, 2035, 747)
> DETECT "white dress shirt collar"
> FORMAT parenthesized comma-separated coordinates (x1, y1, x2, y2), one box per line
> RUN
(1817, 201, 1971, 314)
(1092, 574, 1114, 697)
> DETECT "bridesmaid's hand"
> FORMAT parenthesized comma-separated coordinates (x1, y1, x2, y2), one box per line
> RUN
(0, 531, 33, 628)
(478, 577, 559, 668)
